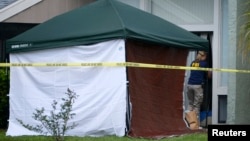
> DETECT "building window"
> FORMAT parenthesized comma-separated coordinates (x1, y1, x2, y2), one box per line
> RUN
(218, 95, 227, 123)
(150, 0, 214, 26)
(116, 0, 140, 8)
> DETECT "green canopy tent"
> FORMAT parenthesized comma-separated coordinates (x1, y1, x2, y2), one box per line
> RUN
(6, 0, 208, 53)
(6, 0, 209, 138)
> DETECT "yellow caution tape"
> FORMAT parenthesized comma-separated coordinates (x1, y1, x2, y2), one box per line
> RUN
(0, 62, 249, 73)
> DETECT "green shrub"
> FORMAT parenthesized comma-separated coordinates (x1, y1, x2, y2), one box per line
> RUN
(17, 88, 79, 141)
(0, 68, 9, 129)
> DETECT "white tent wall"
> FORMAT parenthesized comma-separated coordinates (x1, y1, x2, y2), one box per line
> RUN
(6, 39, 127, 137)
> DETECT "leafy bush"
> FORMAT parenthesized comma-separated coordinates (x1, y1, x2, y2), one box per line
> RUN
(17, 88, 79, 141)
(0, 68, 9, 129)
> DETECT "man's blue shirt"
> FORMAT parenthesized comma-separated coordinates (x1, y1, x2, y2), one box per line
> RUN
(188, 60, 207, 85)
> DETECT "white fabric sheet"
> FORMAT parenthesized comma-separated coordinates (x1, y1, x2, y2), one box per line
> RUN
(6, 39, 127, 137)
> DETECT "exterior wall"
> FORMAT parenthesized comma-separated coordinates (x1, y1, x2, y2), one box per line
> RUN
(0, 0, 41, 22)
(211, 0, 222, 124)
(234, 0, 250, 124)
(227, 0, 237, 124)
(4, 0, 95, 23)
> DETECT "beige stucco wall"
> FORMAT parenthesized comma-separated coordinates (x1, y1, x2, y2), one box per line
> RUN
(234, 0, 250, 124)
(4, 0, 95, 23)
(227, 0, 237, 124)
(227, 0, 250, 124)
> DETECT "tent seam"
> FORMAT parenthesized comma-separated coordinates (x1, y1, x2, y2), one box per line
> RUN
(108, 0, 127, 39)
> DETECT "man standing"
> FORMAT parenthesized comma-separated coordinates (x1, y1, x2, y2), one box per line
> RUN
(185, 51, 211, 130)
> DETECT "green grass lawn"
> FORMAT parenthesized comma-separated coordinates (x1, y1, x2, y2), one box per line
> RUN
(0, 129, 208, 141)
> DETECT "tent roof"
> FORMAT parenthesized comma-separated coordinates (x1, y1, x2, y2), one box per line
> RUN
(6, 0, 209, 53)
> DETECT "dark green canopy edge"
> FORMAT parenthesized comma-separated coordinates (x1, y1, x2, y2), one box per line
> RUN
(6, 0, 209, 53)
